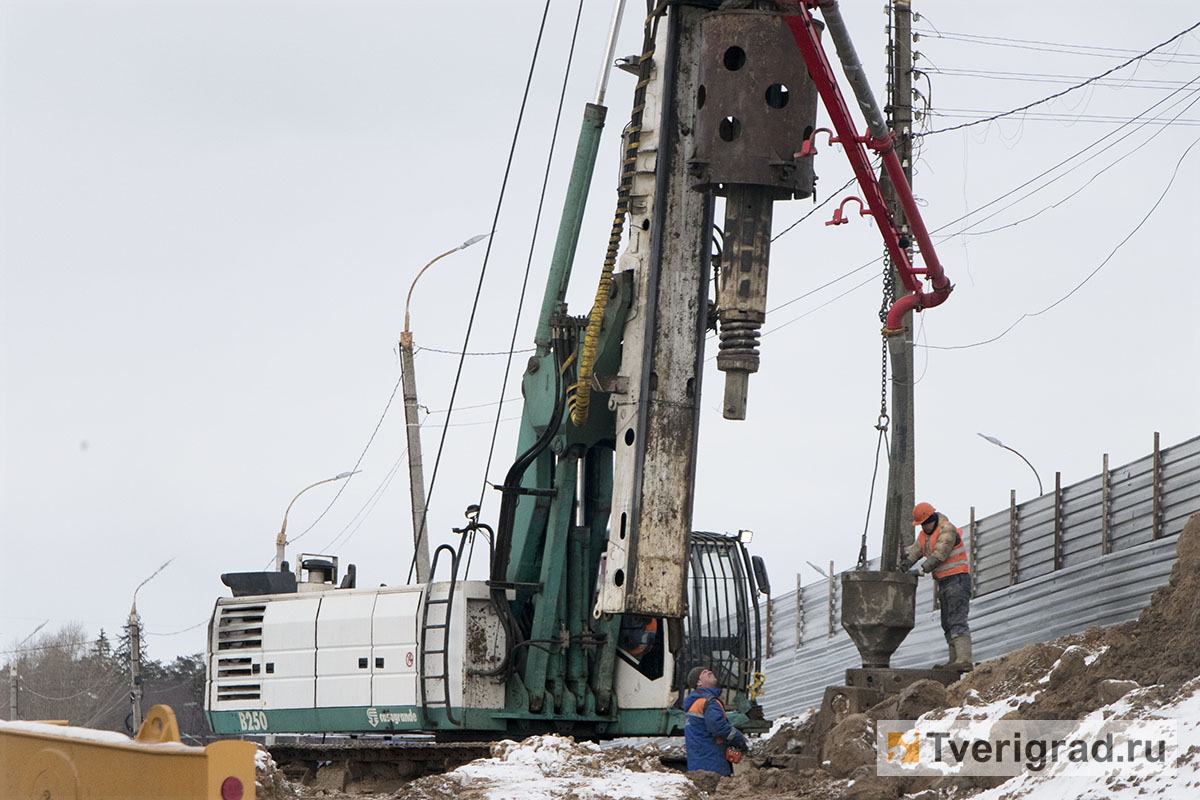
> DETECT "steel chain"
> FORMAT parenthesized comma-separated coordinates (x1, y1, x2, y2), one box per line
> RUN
(877, 250, 895, 426)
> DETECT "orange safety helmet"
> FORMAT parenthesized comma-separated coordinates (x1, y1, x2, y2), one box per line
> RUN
(913, 502, 937, 526)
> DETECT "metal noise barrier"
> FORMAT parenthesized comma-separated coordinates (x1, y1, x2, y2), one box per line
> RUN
(764, 433, 1200, 717)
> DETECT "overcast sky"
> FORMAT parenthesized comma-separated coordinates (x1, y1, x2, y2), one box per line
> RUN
(2, 0, 1198, 662)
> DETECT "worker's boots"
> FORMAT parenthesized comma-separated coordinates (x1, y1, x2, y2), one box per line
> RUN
(947, 635, 974, 672)
(933, 640, 956, 669)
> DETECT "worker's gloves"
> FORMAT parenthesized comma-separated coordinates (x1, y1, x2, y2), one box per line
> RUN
(899, 557, 912, 572)
(918, 557, 938, 576)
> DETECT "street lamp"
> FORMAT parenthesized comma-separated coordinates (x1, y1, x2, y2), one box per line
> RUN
(275, 471, 360, 571)
(399, 233, 489, 584)
(129, 558, 173, 731)
(977, 433, 1044, 496)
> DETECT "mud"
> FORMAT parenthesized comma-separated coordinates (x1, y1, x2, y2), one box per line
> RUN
(1024, 511, 1200, 719)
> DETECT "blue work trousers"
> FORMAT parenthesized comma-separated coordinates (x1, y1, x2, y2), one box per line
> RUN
(937, 572, 971, 640)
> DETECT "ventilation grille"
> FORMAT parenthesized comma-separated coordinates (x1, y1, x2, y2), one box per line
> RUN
(217, 656, 254, 678)
(216, 682, 261, 702)
(217, 604, 265, 651)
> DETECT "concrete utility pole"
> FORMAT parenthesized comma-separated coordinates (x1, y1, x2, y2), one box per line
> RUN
(880, 0, 916, 570)
(398, 331, 431, 584)
(128, 604, 143, 730)
(401, 234, 488, 584)
(8, 620, 47, 720)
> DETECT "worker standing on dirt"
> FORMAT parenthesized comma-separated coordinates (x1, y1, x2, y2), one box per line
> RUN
(683, 666, 747, 775)
(902, 502, 973, 672)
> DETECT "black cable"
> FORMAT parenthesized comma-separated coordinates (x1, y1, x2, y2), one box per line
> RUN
(957, 89, 1200, 237)
(479, 0, 586, 512)
(415, 345, 535, 356)
(288, 375, 401, 547)
(407, 0, 555, 585)
(929, 76, 1200, 237)
(921, 133, 1200, 352)
(913, 27, 1200, 63)
(921, 19, 1200, 136)
(771, 175, 857, 242)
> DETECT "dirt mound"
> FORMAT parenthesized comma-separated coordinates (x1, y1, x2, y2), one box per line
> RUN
(714, 764, 852, 800)
(1024, 511, 1200, 719)
(254, 747, 298, 800)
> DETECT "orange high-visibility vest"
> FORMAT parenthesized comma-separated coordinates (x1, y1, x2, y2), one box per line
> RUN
(686, 695, 728, 744)
(918, 518, 970, 580)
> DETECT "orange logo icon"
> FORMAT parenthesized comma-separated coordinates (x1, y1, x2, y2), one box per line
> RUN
(887, 732, 920, 763)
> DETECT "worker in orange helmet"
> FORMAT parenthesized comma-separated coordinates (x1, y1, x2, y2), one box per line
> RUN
(901, 502, 973, 671)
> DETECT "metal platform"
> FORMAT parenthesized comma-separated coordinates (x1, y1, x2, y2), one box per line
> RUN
(843, 666, 961, 693)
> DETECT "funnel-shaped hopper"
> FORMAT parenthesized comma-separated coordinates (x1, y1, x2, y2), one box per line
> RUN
(840, 571, 918, 668)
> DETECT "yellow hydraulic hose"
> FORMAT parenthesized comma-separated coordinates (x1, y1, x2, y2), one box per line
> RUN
(570, 20, 659, 427)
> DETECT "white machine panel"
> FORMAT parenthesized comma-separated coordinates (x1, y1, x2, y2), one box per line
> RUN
(371, 589, 421, 706)
(315, 592, 378, 707)
(261, 595, 320, 709)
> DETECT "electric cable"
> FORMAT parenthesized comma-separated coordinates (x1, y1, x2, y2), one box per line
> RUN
(415, 345, 535, 357)
(928, 76, 1200, 237)
(771, 175, 858, 242)
(407, 0, 556, 585)
(920, 19, 1200, 136)
(957, 89, 1200, 236)
(921, 132, 1200, 351)
(288, 374, 401, 547)
(913, 27, 1200, 64)
(479, 0, 586, 510)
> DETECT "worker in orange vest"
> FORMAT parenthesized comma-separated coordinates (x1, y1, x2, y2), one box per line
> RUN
(902, 502, 973, 671)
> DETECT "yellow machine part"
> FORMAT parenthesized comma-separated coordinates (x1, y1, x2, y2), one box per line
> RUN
(0, 704, 257, 800)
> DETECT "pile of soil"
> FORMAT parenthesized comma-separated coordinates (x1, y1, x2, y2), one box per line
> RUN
(1024, 511, 1200, 720)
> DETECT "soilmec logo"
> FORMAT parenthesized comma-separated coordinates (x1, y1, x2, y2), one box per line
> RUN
(366, 707, 419, 727)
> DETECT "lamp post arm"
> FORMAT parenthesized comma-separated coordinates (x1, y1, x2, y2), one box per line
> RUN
(404, 247, 461, 335)
(276, 474, 356, 570)
(1001, 444, 1044, 496)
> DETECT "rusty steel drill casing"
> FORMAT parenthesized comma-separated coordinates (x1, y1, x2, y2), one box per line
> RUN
(840, 570, 918, 668)
(690, 8, 821, 198)
(690, 7, 821, 419)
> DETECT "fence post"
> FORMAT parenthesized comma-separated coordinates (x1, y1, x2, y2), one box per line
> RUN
(795, 574, 804, 650)
(1101, 453, 1111, 555)
(969, 505, 977, 598)
(1008, 489, 1018, 586)
(827, 561, 835, 638)
(1054, 471, 1063, 570)
(1152, 431, 1163, 541)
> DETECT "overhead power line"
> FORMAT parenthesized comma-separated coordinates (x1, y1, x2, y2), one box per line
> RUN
(921, 19, 1200, 136)
(921, 133, 1200, 352)
(913, 27, 1200, 65)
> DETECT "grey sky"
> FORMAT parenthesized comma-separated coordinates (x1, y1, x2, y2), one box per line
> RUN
(2, 1, 1198, 662)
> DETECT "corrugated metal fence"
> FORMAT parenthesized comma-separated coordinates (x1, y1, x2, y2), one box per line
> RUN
(761, 433, 1200, 717)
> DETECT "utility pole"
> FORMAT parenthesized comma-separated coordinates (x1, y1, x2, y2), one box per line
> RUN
(129, 603, 143, 731)
(880, 0, 916, 570)
(8, 620, 46, 720)
(399, 331, 431, 584)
